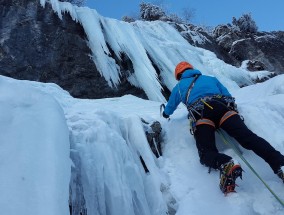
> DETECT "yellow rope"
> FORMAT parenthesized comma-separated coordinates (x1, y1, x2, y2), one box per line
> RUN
(201, 99, 213, 109)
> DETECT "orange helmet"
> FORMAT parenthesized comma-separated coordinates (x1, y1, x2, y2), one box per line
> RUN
(175, 61, 194, 80)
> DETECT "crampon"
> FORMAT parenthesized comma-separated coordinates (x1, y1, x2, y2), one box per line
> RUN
(219, 161, 243, 194)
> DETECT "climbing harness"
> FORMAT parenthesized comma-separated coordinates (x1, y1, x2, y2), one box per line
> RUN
(185, 74, 200, 105)
(200, 99, 213, 109)
(187, 95, 238, 135)
(196, 118, 215, 128)
(219, 110, 238, 127)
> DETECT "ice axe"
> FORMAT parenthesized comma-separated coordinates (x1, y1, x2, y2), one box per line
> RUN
(160, 104, 170, 121)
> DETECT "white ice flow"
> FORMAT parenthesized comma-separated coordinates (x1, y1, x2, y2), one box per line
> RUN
(40, 0, 270, 102)
(0, 0, 283, 214)
(1, 73, 284, 215)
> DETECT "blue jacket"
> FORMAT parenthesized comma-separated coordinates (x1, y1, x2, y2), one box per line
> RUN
(164, 69, 231, 116)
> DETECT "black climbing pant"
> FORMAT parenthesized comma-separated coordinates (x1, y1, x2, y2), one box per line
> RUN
(194, 99, 284, 173)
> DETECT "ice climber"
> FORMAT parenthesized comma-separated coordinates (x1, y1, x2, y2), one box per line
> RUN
(162, 61, 284, 193)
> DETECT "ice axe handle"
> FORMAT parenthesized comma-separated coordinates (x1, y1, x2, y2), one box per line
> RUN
(160, 104, 165, 116)
(160, 104, 170, 121)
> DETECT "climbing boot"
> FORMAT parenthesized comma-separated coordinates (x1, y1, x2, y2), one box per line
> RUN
(277, 167, 284, 183)
(219, 160, 243, 194)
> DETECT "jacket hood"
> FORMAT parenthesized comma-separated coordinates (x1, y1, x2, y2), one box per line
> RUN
(180, 69, 202, 79)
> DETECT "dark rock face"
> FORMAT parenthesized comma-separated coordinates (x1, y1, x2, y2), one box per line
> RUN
(1, 0, 284, 100)
(142, 119, 163, 158)
(246, 60, 265, 71)
(176, 23, 284, 74)
(172, 23, 239, 66)
(0, 0, 147, 99)
(228, 32, 284, 73)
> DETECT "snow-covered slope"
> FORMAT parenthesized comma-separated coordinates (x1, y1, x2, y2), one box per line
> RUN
(1, 74, 284, 215)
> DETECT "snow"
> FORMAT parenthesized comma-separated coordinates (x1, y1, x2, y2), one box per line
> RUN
(0, 76, 71, 215)
(1, 72, 284, 214)
(178, 24, 211, 45)
(240, 60, 273, 81)
(1, 0, 284, 214)
(255, 34, 277, 42)
(231, 38, 247, 46)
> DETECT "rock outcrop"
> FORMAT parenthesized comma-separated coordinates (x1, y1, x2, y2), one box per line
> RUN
(176, 23, 284, 74)
(0, 0, 146, 99)
(1, 0, 283, 100)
